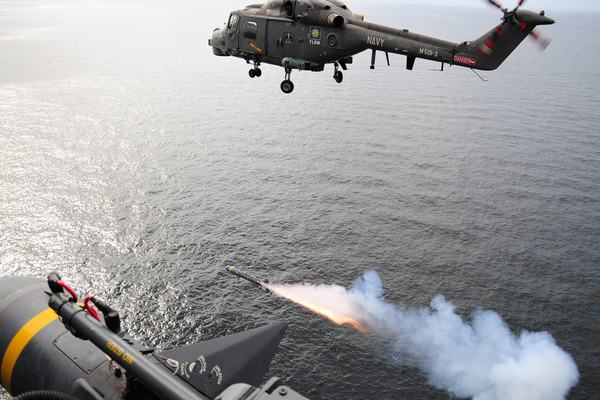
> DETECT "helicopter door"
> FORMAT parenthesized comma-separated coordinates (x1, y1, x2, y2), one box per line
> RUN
(266, 20, 296, 59)
(238, 17, 266, 55)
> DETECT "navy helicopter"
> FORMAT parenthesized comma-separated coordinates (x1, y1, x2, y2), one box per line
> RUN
(209, 0, 554, 93)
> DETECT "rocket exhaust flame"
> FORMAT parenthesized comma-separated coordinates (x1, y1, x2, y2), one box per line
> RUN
(264, 284, 368, 334)
(228, 268, 579, 399)
(225, 267, 367, 332)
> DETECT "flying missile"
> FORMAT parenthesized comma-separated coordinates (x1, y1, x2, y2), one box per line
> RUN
(226, 266, 265, 287)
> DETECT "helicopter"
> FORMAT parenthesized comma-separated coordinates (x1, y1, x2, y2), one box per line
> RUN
(209, 0, 554, 93)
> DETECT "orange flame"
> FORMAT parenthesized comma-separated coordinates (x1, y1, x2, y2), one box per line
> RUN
(265, 284, 368, 334)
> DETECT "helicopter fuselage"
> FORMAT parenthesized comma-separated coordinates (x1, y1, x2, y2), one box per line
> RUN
(209, 0, 554, 93)
(211, 9, 365, 71)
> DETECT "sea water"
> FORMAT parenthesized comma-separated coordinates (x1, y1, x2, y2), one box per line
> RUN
(1, 1, 598, 399)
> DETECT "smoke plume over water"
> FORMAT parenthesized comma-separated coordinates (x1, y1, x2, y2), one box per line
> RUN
(269, 271, 579, 400)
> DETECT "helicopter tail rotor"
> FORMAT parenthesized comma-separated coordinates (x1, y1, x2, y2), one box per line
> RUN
(458, 1, 554, 69)
(479, 0, 553, 59)
(488, 0, 526, 13)
(530, 29, 552, 50)
(487, 0, 504, 10)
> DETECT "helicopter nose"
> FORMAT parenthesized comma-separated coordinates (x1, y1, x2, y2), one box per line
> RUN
(208, 28, 220, 47)
(209, 28, 229, 56)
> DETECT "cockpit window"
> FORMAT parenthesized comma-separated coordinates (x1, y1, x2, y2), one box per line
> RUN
(243, 21, 258, 39)
(228, 14, 239, 30)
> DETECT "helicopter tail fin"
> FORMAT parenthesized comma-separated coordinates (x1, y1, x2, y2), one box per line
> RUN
(454, 9, 554, 71)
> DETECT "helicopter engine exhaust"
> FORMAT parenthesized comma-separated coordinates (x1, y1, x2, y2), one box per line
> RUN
(283, 0, 294, 18)
(327, 13, 345, 28)
(298, 10, 345, 28)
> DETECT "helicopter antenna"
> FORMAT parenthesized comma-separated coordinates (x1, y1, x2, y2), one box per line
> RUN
(471, 68, 488, 82)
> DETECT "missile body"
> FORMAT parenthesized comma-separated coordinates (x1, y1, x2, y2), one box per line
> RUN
(226, 267, 264, 286)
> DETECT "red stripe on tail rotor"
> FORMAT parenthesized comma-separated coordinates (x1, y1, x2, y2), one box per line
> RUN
(488, 0, 503, 9)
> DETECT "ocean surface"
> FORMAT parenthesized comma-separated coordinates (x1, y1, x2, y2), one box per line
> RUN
(1, 1, 599, 399)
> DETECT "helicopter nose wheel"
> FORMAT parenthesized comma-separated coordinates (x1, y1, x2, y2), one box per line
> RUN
(280, 68, 294, 94)
(334, 71, 343, 83)
(333, 62, 344, 83)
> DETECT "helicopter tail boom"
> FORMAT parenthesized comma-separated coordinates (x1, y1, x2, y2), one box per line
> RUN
(355, 8, 554, 71)
(464, 9, 554, 70)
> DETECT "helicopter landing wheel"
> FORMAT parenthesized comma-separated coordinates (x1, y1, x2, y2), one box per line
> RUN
(280, 80, 294, 94)
(249, 68, 262, 78)
(334, 71, 343, 83)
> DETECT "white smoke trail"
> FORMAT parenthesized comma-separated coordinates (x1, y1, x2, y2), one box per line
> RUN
(270, 271, 579, 399)
(349, 271, 579, 400)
